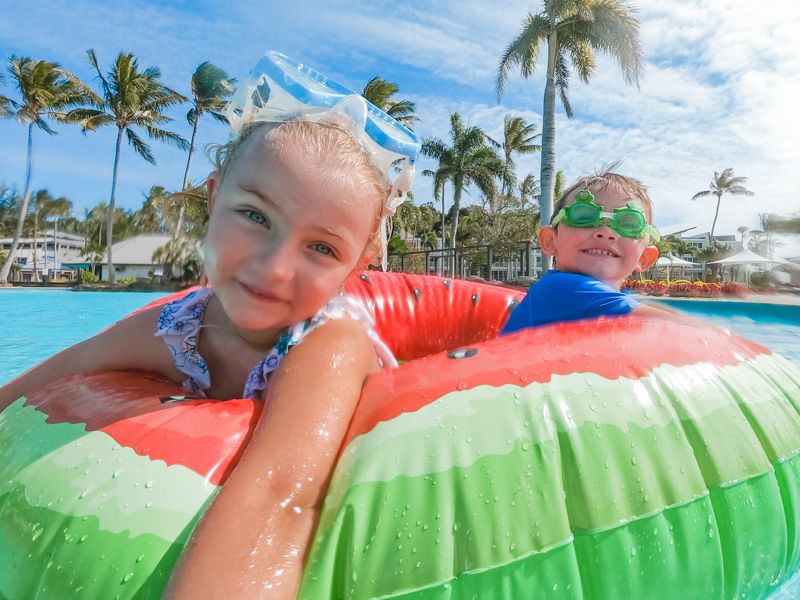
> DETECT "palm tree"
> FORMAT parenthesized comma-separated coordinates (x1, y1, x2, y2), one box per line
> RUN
(28, 190, 72, 280)
(0, 72, 12, 118)
(421, 113, 505, 252)
(0, 57, 93, 284)
(691, 168, 755, 239)
(361, 76, 419, 130)
(736, 225, 749, 247)
(67, 50, 188, 283)
(175, 61, 234, 235)
(487, 115, 541, 196)
(421, 166, 450, 254)
(497, 0, 644, 268)
(518, 173, 540, 209)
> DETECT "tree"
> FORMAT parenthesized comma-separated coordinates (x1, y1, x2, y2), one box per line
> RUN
(67, 50, 188, 283)
(497, 0, 644, 268)
(175, 62, 234, 234)
(0, 71, 12, 118)
(737, 225, 749, 245)
(361, 76, 419, 130)
(487, 115, 541, 196)
(421, 113, 505, 250)
(0, 57, 93, 284)
(27, 190, 72, 281)
(519, 173, 540, 209)
(691, 168, 755, 239)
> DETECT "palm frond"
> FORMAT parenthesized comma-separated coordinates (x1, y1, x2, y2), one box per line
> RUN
(145, 125, 189, 151)
(208, 110, 229, 125)
(497, 12, 549, 98)
(691, 190, 713, 201)
(126, 127, 155, 164)
(554, 52, 574, 117)
(362, 76, 399, 108)
(562, 0, 644, 88)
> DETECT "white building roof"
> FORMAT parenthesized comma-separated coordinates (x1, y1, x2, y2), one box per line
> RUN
(103, 234, 173, 265)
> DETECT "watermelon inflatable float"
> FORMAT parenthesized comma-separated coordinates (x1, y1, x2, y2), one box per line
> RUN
(1, 272, 800, 599)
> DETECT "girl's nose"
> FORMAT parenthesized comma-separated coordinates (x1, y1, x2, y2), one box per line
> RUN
(260, 241, 296, 283)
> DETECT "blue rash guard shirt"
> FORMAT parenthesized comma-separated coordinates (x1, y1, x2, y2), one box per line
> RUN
(501, 270, 640, 334)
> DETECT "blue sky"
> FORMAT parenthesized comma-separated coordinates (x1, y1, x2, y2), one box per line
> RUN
(1, 0, 799, 257)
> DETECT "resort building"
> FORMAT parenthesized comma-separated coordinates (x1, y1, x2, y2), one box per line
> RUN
(98, 233, 178, 281)
(0, 231, 87, 282)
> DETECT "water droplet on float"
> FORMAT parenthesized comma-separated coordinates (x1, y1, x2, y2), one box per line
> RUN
(631, 456, 638, 466)
(136, 554, 145, 563)
(456, 382, 468, 391)
(78, 534, 89, 544)
(144, 480, 155, 489)
(121, 573, 133, 584)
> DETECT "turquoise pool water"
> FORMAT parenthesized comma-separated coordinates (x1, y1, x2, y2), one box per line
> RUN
(0, 289, 169, 384)
(0, 289, 798, 385)
(650, 298, 799, 365)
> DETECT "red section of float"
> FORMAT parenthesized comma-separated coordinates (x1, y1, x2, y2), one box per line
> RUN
(343, 316, 770, 446)
(25, 371, 260, 485)
(133, 272, 524, 362)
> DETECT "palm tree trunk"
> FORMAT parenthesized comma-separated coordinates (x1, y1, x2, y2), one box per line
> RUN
(450, 178, 463, 276)
(438, 182, 447, 276)
(106, 128, 124, 285)
(175, 119, 199, 236)
(539, 31, 559, 271)
(0, 123, 35, 284)
(710, 192, 722, 240)
(32, 210, 39, 282)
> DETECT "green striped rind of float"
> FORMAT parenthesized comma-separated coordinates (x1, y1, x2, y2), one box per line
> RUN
(298, 353, 800, 599)
(0, 398, 216, 599)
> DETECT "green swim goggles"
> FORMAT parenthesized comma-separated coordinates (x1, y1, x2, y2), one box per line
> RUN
(550, 188, 660, 241)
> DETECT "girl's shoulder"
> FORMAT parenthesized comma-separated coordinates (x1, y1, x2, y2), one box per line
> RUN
(294, 295, 397, 369)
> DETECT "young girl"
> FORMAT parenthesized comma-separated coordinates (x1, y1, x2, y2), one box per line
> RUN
(0, 52, 419, 599)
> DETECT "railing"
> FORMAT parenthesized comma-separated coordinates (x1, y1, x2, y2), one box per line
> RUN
(387, 241, 542, 282)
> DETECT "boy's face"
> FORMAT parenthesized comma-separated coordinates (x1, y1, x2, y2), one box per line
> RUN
(539, 186, 658, 289)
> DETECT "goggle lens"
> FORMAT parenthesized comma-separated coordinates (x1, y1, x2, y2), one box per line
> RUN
(565, 203, 601, 226)
(611, 210, 646, 236)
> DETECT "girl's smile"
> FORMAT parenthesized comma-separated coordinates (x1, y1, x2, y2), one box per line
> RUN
(202, 125, 379, 344)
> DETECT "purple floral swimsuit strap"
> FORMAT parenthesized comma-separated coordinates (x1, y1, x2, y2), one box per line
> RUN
(242, 294, 397, 400)
(154, 287, 214, 397)
(156, 290, 396, 400)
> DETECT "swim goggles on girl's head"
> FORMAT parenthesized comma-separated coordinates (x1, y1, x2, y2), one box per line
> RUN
(226, 51, 420, 218)
(550, 188, 660, 241)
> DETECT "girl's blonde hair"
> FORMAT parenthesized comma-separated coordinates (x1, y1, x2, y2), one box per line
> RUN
(207, 120, 389, 266)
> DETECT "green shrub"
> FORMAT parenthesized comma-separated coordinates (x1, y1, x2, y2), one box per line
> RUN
(80, 270, 98, 284)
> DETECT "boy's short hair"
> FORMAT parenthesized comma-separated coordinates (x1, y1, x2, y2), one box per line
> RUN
(553, 170, 654, 224)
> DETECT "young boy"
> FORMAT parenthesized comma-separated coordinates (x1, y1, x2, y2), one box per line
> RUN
(503, 170, 672, 334)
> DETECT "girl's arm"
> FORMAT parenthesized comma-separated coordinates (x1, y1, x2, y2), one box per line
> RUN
(165, 316, 378, 600)
(0, 306, 178, 412)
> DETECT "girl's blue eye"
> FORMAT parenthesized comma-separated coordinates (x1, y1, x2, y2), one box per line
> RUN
(312, 243, 335, 257)
(240, 209, 269, 227)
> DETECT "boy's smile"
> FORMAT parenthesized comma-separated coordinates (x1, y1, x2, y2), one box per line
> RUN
(540, 187, 658, 289)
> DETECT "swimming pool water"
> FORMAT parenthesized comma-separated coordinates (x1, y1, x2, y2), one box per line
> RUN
(0, 289, 798, 385)
(650, 298, 800, 365)
(0, 289, 169, 384)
